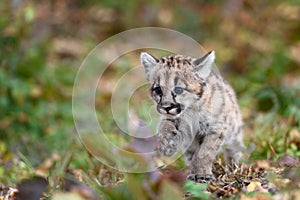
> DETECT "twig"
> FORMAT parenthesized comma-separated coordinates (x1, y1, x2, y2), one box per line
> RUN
(268, 142, 278, 159)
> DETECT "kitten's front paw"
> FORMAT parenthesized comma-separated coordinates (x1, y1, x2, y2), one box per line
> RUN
(159, 146, 177, 156)
(187, 173, 216, 183)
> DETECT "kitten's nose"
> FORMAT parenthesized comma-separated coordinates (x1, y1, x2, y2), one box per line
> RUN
(161, 102, 175, 111)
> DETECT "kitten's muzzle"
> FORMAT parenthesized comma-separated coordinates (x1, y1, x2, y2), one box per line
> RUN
(157, 102, 183, 115)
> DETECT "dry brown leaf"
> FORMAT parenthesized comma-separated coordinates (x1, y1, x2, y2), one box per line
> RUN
(53, 38, 86, 58)
(15, 177, 48, 200)
(290, 42, 300, 64)
(256, 160, 270, 169)
(247, 181, 262, 192)
(240, 193, 272, 200)
(276, 3, 300, 20)
(52, 192, 85, 200)
(278, 154, 300, 167)
(289, 128, 300, 140)
(0, 185, 18, 200)
(35, 152, 60, 177)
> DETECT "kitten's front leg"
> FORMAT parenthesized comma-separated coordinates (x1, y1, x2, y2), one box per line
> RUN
(187, 132, 224, 183)
(157, 118, 181, 157)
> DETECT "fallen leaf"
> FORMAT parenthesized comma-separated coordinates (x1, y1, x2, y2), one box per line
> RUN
(0, 185, 18, 200)
(35, 152, 60, 177)
(282, 167, 300, 186)
(240, 193, 272, 200)
(256, 160, 270, 169)
(246, 181, 262, 192)
(278, 154, 300, 167)
(64, 177, 98, 200)
(52, 192, 85, 200)
(15, 177, 48, 200)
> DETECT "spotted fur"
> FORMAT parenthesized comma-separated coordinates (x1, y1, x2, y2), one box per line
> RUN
(141, 51, 245, 183)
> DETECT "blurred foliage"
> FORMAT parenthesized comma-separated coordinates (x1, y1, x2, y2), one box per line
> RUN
(0, 1, 77, 186)
(0, 1, 75, 156)
(184, 181, 209, 199)
(0, 0, 300, 199)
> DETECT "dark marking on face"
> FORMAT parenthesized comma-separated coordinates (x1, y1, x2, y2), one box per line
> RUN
(151, 79, 163, 103)
(186, 59, 191, 65)
(175, 57, 180, 64)
(182, 79, 188, 87)
(183, 59, 191, 65)
(166, 60, 171, 67)
(174, 76, 179, 86)
(196, 82, 205, 98)
(170, 56, 174, 64)
(171, 91, 177, 102)
(150, 82, 155, 92)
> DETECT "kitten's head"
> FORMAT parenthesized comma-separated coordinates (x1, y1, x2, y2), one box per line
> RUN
(141, 51, 215, 117)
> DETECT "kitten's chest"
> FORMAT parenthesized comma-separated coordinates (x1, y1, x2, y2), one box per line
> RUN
(184, 111, 215, 135)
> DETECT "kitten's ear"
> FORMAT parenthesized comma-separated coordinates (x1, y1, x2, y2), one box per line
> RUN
(140, 52, 158, 80)
(193, 51, 215, 80)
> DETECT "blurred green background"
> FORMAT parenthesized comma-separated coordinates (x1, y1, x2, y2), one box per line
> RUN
(0, 0, 299, 198)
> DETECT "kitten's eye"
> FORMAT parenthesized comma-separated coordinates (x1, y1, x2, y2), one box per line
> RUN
(153, 86, 163, 95)
(174, 87, 184, 94)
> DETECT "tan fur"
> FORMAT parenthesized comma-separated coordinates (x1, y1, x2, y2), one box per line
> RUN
(141, 51, 245, 183)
